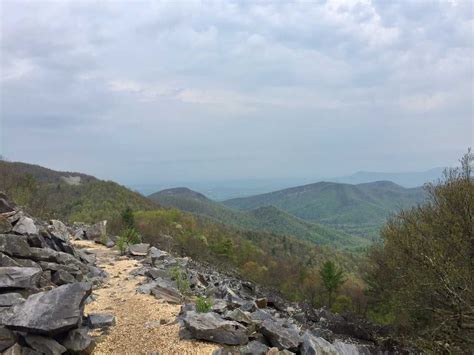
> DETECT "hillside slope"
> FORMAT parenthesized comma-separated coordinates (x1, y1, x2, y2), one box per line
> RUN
(0, 160, 157, 222)
(223, 181, 425, 237)
(149, 187, 369, 250)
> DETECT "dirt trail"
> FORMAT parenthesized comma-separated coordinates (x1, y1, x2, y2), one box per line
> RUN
(73, 240, 218, 355)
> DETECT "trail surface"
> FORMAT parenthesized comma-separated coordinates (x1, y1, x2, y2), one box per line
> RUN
(73, 240, 218, 355)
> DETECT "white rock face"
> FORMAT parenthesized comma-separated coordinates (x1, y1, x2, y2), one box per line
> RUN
(12, 217, 37, 235)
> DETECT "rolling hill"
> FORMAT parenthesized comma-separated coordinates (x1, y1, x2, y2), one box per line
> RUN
(0, 160, 157, 222)
(149, 187, 370, 250)
(223, 180, 426, 237)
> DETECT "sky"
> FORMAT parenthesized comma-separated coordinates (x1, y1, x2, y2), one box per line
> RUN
(1, 0, 473, 185)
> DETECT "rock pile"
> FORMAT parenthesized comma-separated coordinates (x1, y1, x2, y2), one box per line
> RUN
(0, 194, 108, 354)
(128, 243, 397, 354)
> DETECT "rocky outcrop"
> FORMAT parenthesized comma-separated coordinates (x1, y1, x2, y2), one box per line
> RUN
(0, 193, 108, 354)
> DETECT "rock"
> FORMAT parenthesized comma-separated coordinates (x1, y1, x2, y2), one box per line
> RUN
(87, 313, 115, 329)
(147, 247, 168, 265)
(239, 301, 257, 313)
(24, 335, 66, 355)
(84, 221, 106, 242)
(105, 240, 115, 248)
(0, 216, 12, 234)
(75, 250, 96, 265)
(2, 342, 22, 355)
(11, 217, 37, 235)
(0, 326, 16, 352)
(12, 258, 39, 268)
(0, 253, 20, 267)
(0, 234, 31, 258)
(181, 311, 248, 345)
(26, 234, 48, 248)
(256, 298, 267, 309)
(2, 282, 91, 335)
(225, 309, 254, 326)
(61, 328, 95, 353)
(239, 340, 269, 355)
(0, 267, 42, 289)
(0, 198, 14, 214)
(211, 300, 228, 314)
(149, 279, 182, 304)
(128, 243, 149, 256)
(300, 331, 337, 355)
(260, 319, 301, 351)
(49, 220, 70, 242)
(145, 268, 169, 280)
(0, 293, 24, 307)
(249, 309, 274, 323)
(51, 270, 76, 285)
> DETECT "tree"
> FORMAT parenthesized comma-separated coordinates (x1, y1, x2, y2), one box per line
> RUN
(121, 206, 135, 229)
(366, 150, 473, 352)
(319, 260, 345, 308)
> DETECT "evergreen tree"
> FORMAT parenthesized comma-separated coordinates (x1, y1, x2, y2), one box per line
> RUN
(319, 260, 345, 308)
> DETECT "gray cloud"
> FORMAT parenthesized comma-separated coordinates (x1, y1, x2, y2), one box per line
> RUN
(0, 0, 472, 184)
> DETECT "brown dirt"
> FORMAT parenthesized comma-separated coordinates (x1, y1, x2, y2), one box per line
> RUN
(73, 240, 218, 355)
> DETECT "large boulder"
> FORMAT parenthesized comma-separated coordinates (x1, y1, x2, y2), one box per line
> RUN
(24, 334, 66, 355)
(300, 331, 337, 355)
(0, 196, 14, 213)
(49, 220, 70, 242)
(2, 282, 91, 335)
(181, 311, 248, 345)
(87, 313, 115, 329)
(0, 235, 31, 258)
(61, 328, 94, 353)
(128, 243, 149, 256)
(11, 217, 37, 236)
(239, 340, 270, 355)
(149, 279, 182, 304)
(260, 319, 301, 351)
(84, 221, 106, 242)
(0, 267, 42, 289)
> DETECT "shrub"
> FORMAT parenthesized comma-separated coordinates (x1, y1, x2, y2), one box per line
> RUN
(170, 267, 190, 295)
(116, 235, 128, 255)
(195, 296, 212, 313)
(332, 294, 353, 314)
(116, 227, 141, 255)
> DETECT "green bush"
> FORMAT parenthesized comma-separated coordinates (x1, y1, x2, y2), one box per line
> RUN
(170, 267, 190, 295)
(195, 296, 213, 313)
(116, 227, 141, 255)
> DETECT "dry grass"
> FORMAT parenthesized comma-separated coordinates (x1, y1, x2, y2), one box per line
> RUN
(73, 240, 218, 355)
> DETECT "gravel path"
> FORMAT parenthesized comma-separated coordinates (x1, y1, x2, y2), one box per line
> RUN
(74, 240, 218, 355)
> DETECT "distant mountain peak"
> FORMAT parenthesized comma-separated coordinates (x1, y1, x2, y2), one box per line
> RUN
(150, 187, 209, 201)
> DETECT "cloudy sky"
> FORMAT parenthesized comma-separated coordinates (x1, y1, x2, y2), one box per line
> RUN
(1, 0, 473, 185)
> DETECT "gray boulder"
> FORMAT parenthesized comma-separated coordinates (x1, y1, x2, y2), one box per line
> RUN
(87, 313, 115, 329)
(260, 319, 301, 351)
(24, 335, 66, 355)
(0, 326, 16, 352)
(149, 278, 182, 304)
(145, 268, 169, 280)
(61, 328, 94, 353)
(0, 293, 24, 307)
(147, 247, 168, 265)
(0, 267, 41, 289)
(0, 198, 14, 214)
(49, 220, 70, 242)
(300, 331, 337, 355)
(2, 342, 22, 355)
(11, 217, 37, 235)
(84, 221, 106, 242)
(181, 311, 248, 345)
(2, 282, 91, 335)
(0, 234, 31, 258)
(128, 243, 149, 256)
(51, 270, 76, 285)
(0, 253, 20, 267)
(240, 340, 270, 355)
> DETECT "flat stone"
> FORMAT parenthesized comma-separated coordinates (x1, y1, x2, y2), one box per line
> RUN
(0, 267, 42, 289)
(0, 253, 20, 267)
(128, 243, 149, 256)
(49, 220, 70, 242)
(181, 311, 248, 345)
(0, 235, 31, 258)
(2, 282, 91, 335)
(24, 335, 66, 355)
(0, 198, 14, 214)
(0, 293, 24, 307)
(2, 342, 22, 355)
(149, 279, 182, 304)
(12, 217, 37, 235)
(87, 313, 115, 329)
